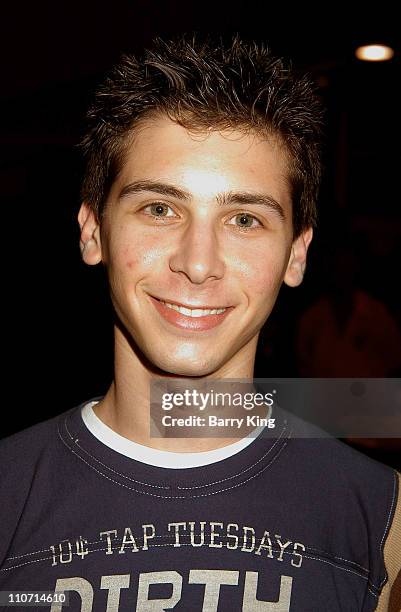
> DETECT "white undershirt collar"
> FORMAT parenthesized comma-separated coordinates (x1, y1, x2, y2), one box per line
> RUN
(81, 401, 271, 469)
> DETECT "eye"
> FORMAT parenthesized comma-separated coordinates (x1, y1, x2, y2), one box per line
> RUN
(227, 212, 262, 229)
(142, 202, 177, 218)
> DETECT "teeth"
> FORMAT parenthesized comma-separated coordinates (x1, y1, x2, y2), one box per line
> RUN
(161, 301, 226, 317)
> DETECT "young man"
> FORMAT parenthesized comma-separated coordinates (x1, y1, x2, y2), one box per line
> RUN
(0, 36, 400, 611)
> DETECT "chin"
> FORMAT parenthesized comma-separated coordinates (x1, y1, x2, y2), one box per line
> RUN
(152, 352, 222, 378)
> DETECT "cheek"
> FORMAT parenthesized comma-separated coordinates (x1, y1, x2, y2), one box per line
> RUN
(254, 266, 284, 300)
(110, 232, 168, 273)
(231, 249, 288, 299)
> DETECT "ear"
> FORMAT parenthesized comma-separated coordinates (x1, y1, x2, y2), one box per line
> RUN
(77, 202, 102, 265)
(284, 227, 313, 287)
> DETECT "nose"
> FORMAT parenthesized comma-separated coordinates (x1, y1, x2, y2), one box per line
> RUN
(169, 219, 225, 284)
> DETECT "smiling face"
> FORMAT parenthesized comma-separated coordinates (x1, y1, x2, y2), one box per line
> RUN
(78, 116, 313, 377)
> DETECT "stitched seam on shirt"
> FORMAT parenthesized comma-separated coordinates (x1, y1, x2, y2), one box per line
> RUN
(377, 469, 397, 590)
(57, 426, 290, 499)
(75, 439, 168, 489)
(2, 535, 368, 575)
(63, 412, 288, 490)
(57, 430, 185, 498)
(367, 586, 378, 599)
(74, 425, 286, 490)
(63, 417, 169, 489)
(0, 542, 369, 581)
(177, 427, 288, 489)
(304, 546, 368, 573)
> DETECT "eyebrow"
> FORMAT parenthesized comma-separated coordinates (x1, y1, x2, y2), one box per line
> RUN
(118, 179, 286, 221)
(119, 180, 191, 202)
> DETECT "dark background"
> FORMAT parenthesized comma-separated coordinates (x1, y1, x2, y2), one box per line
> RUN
(1, 2, 400, 465)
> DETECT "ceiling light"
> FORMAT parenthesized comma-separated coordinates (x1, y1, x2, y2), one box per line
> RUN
(355, 44, 394, 62)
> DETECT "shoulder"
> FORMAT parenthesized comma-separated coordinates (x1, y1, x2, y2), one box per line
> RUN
(0, 410, 65, 445)
(0, 408, 74, 466)
(0, 403, 85, 567)
(285, 409, 396, 504)
(281, 409, 400, 603)
(0, 405, 82, 505)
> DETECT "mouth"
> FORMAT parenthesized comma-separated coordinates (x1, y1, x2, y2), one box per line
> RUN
(158, 298, 227, 318)
(149, 295, 234, 331)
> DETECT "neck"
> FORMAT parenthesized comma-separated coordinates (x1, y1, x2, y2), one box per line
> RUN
(93, 324, 259, 452)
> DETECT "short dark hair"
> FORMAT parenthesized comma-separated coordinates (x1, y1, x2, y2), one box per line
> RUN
(80, 35, 324, 238)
